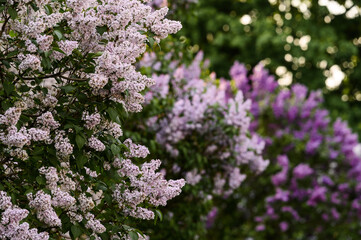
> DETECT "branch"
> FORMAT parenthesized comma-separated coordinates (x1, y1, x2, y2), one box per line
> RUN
(21, 73, 61, 80)
(21, 73, 88, 82)
(59, 75, 88, 82)
(0, 15, 10, 38)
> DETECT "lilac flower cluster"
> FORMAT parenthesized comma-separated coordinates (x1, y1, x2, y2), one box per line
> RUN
(143, 52, 268, 197)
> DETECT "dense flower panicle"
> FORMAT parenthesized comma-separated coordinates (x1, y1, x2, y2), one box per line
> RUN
(28, 191, 62, 227)
(0, 0, 184, 238)
(185, 169, 202, 186)
(142, 53, 268, 196)
(88, 136, 106, 152)
(124, 138, 150, 158)
(113, 158, 185, 219)
(0, 191, 49, 240)
(36, 112, 60, 130)
(82, 112, 101, 130)
(0, 107, 22, 126)
(89, 74, 109, 89)
(106, 122, 123, 138)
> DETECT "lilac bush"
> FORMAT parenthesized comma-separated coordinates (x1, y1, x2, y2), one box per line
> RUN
(0, 0, 185, 239)
(209, 62, 361, 239)
(127, 51, 268, 239)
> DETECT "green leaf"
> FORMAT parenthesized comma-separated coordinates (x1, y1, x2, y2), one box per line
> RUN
(106, 107, 119, 123)
(71, 225, 82, 239)
(54, 30, 63, 40)
(41, 57, 52, 70)
(99, 232, 110, 240)
(53, 47, 66, 55)
(155, 209, 163, 221)
(129, 231, 139, 240)
(95, 182, 108, 191)
(1, 101, 11, 110)
(19, 85, 30, 92)
(29, 2, 39, 11)
(147, 37, 155, 50)
(36, 176, 46, 185)
(76, 155, 88, 169)
(76, 135, 86, 149)
(6, 50, 18, 58)
(110, 144, 120, 156)
(32, 147, 44, 156)
(96, 26, 108, 35)
(60, 85, 76, 93)
(24, 188, 33, 195)
(73, 125, 83, 133)
(8, 30, 16, 38)
(44, 4, 53, 15)
(8, 7, 17, 19)
(3, 81, 14, 95)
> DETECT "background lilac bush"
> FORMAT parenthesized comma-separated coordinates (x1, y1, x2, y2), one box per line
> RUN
(206, 62, 361, 240)
(126, 49, 268, 239)
(125, 42, 361, 239)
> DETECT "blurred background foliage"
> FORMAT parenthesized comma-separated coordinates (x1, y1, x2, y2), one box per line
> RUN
(168, 0, 361, 135)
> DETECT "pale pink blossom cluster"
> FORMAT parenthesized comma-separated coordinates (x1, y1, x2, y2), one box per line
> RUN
(88, 136, 106, 152)
(85, 213, 106, 233)
(0, 191, 49, 240)
(35, 166, 107, 234)
(1, 126, 30, 148)
(54, 131, 73, 156)
(41, 95, 58, 108)
(58, 40, 79, 56)
(0, 107, 22, 126)
(36, 35, 53, 51)
(185, 169, 202, 186)
(36, 112, 60, 130)
(18, 54, 42, 71)
(113, 158, 186, 219)
(106, 122, 123, 138)
(89, 74, 109, 89)
(82, 112, 102, 130)
(152, 84, 268, 195)
(124, 138, 150, 158)
(27, 190, 62, 227)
